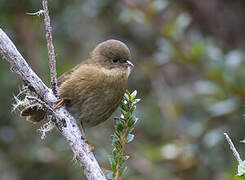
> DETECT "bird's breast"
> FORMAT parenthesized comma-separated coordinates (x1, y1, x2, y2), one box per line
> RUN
(64, 66, 128, 127)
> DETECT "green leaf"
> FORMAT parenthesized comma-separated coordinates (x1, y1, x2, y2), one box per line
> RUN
(127, 117, 135, 127)
(106, 170, 114, 180)
(108, 156, 117, 172)
(108, 156, 113, 166)
(114, 119, 121, 127)
(130, 105, 136, 114)
(122, 155, 130, 161)
(134, 117, 138, 124)
(126, 117, 138, 129)
(237, 161, 245, 176)
(115, 141, 122, 149)
(124, 93, 130, 101)
(115, 131, 122, 138)
(133, 98, 141, 104)
(120, 113, 125, 119)
(112, 135, 120, 145)
(124, 112, 131, 120)
(117, 123, 124, 132)
(120, 102, 128, 111)
(119, 156, 127, 165)
(119, 166, 128, 177)
(113, 148, 119, 157)
(127, 134, 135, 143)
(120, 108, 126, 115)
(131, 90, 137, 100)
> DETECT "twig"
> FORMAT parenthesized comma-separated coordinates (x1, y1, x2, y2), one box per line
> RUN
(0, 28, 106, 179)
(224, 133, 243, 164)
(26, 96, 54, 113)
(26, 10, 45, 16)
(42, 0, 58, 96)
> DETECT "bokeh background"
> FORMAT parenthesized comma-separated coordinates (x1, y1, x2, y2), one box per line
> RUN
(1, 0, 245, 179)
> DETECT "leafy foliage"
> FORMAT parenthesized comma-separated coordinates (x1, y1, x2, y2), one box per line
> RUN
(107, 90, 140, 180)
(237, 161, 245, 177)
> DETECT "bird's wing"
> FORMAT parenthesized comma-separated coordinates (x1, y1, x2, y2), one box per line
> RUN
(57, 62, 83, 86)
(58, 65, 103, 101)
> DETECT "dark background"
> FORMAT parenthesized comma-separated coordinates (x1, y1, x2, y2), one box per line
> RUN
(1, 0, 245, 179)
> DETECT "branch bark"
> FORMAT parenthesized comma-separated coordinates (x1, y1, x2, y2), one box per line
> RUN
(224, 133, 243, 164)
(0, 28, 106, 180)
(42, 0, 58, 96)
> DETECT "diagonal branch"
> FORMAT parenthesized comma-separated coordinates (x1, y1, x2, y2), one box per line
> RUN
(224, 133, 243, 164)
(42, 0, 58, 96)
(0, 28, 106, 180)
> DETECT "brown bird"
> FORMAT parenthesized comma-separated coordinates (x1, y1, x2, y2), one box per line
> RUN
(20, 39, 133, 127)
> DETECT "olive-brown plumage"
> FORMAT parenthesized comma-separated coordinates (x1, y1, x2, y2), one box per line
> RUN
(21, 39, 133, 127)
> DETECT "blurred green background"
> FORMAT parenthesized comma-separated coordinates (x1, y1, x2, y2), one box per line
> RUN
(1, 0, 245, 179)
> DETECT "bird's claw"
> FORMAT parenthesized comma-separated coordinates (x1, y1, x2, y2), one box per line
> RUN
(85, 139, 95, 151)
(54, 99, 64, 110)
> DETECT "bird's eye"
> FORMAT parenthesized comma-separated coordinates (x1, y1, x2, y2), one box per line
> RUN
(112, 59, 119, 63)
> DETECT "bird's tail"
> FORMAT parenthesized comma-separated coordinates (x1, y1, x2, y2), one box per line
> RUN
(20, 103, 46, 122)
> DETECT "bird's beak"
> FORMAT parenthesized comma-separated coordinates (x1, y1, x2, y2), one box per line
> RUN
(125, 60, 134, 68)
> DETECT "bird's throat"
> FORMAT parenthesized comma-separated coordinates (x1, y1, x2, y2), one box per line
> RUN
(100, 67, 130, 78)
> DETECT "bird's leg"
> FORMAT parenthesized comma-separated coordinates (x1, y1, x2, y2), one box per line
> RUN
(81, 122, 94, 151)
(54, 99, 93, 151)
(54, 98, 64, 109)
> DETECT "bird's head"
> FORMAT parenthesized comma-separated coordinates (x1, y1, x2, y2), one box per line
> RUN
(90, 39, 134, 77)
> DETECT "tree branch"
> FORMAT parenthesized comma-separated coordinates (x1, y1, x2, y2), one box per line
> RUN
(0, 28, 106, 180)
(42, 0, 58, 96)
(224, 133, 243, 164)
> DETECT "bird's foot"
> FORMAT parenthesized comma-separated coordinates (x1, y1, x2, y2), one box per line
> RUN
(54, 98, 64, 110)
(85, 138, 95, 151)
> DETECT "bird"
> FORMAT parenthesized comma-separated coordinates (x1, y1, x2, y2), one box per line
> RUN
(20, 39, 134, 128)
